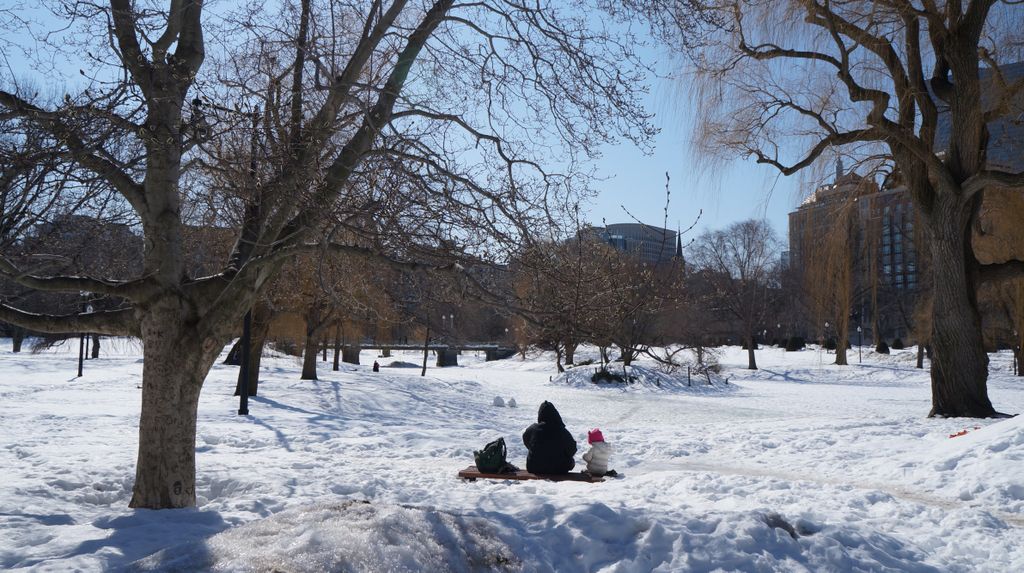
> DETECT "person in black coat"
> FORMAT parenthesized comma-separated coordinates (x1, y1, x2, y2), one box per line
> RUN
(522, 401, 577, 474)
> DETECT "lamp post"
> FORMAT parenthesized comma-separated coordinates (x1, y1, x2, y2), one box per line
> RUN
(824, 321, 830, 353)
(77, 294, 92, 378)
(857, 325, 863, 363)
(238, 310, 251, 416)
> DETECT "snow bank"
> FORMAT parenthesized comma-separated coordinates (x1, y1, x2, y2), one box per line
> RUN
(129, 501, 519, 572)
(909, 415, 1024, 515)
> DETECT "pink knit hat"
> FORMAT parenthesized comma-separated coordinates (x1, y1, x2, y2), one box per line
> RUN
(588, 428, 604, 444)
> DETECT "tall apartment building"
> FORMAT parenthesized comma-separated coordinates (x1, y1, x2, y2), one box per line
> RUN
(788, 163, 920, 341)
(787, 61, 1024, 344)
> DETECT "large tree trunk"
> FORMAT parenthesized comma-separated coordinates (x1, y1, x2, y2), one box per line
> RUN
(926, 195, 995, 417)
(223, 338, 243, 365)
(91, 334, 100, 359)
(341, 344, 361, 365)
(234, 310, 270, 397)
(421, 326, 429, 377)
(746, 334, 757, 370)
(835, 331, 848, 366)
(332, 324, 341, 371)
(130, 303, 222, 509)
(301, 330, 319, 380)
(564, 341, 576, 365)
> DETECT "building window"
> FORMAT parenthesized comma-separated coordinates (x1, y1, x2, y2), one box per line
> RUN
(884, 264, 892, 276)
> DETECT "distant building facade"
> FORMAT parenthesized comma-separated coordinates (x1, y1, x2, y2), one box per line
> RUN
(786, 62, 1023, 345)
(586, 223, 682, 265)
(788, 162, 920, 342)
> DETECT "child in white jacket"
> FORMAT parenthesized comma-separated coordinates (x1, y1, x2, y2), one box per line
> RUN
(583, 428, 613, 476)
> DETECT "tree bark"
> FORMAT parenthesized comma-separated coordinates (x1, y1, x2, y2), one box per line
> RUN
(564, 341, 576, 365)
(301, 330, 319, 380)
(926, 195, 996, 417)
(917, 343, 925, 369)
(746, 334, 757, 370)
(129, 301, 222, 509)
(91, 334, 100, 359)
(223, 338, 243, 365)
(341, 344, 361, 365)
(835, 331, 848, 366)
(234, 310, 269, 397)
(332, 324, 341, 371)
(421, 325, 429, 377)
(555, 345, 565, 373)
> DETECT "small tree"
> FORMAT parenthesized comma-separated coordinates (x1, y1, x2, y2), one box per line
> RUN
(690, 219, 780, 370)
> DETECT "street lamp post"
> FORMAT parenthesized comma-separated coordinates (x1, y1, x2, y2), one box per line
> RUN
(824, 321, 830, 353)
(857, 325, 863, 363)
(238, 310, 251, 416)
(77, 296, 93, 378)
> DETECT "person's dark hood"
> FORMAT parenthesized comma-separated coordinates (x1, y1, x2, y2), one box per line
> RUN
(537, 400, 565, 427)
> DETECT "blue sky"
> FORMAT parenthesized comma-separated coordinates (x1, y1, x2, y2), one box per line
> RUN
(587, 69, 801, 244)
(1, 4, 802, 246)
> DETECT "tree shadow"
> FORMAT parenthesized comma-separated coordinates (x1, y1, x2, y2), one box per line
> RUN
(54, 509, 226, 571)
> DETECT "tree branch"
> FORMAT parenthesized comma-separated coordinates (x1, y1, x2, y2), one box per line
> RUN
(0, 256, 155, 300)
(0, 304, 138, 336)
(0, 90, 148, 213)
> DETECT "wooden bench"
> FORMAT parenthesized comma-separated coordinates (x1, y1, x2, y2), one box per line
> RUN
(457, 465, 604, 482)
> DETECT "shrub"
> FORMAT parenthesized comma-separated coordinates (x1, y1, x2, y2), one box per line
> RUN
(575, 358, 595, 366)
(591, 368, 625, 384)
(891, 338, 905, 350)
(876, 340, 890, 354)
(591, 368, 636, 384)
(824, 338, 837, 350)
(741, 339, 759, 350)
(785, 336, 806, 351)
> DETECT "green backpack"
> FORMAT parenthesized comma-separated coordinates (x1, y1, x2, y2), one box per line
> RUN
(474, 437, 511, 473)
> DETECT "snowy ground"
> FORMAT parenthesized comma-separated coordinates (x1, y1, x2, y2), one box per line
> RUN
(1, 340, 1022, 572)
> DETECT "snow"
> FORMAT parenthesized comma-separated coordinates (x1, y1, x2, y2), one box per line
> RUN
(1, 340, 1023, 572)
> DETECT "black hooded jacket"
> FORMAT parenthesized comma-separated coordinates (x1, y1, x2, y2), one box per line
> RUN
(522, 401, 577, 474)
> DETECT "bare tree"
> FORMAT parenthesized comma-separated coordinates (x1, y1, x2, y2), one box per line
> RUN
(690, 219, 779, 369)
(644, 0, 1024, 417)
(0, 0, 658, 508)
